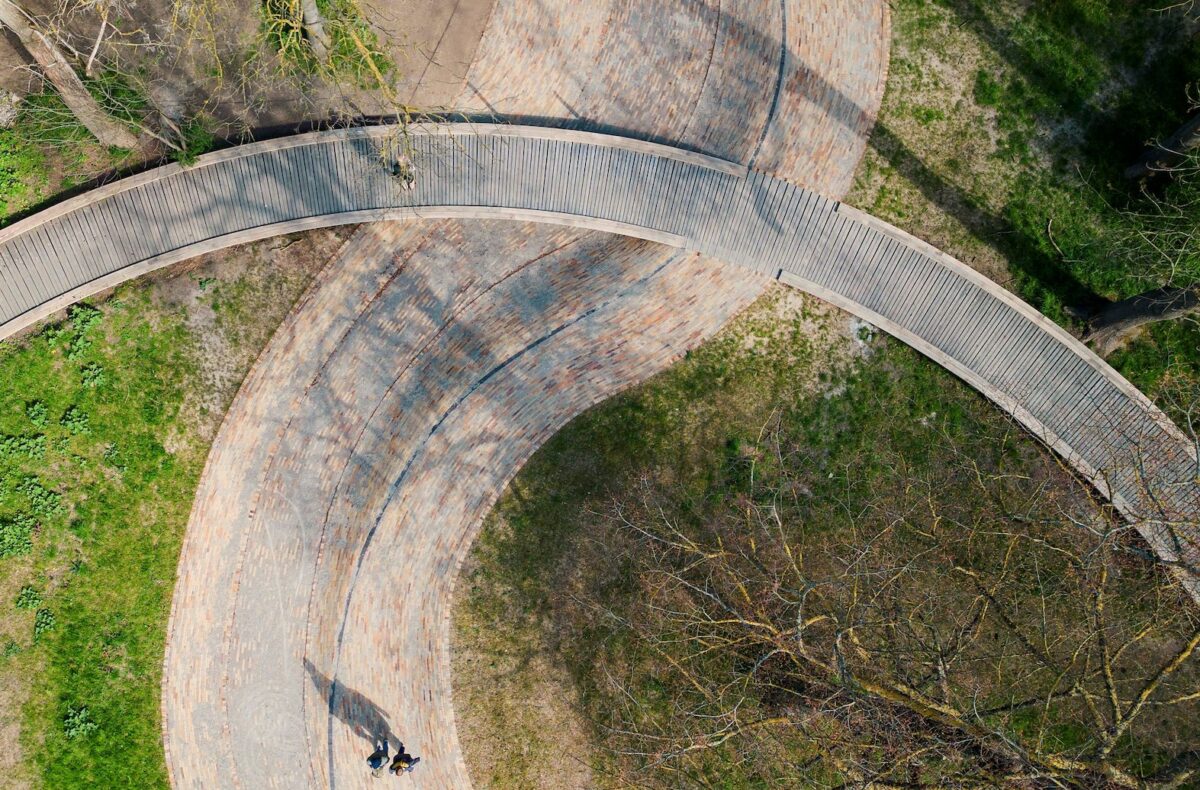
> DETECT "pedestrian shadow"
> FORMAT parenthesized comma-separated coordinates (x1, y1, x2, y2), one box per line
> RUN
(303, 657, 397, 750)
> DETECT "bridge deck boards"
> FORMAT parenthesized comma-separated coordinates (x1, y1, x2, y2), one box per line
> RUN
(0, 124, 1195, 567)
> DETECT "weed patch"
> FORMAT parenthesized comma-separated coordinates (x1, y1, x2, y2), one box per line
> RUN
(61, 705, 97, 740)
(14, 586, 41, 610)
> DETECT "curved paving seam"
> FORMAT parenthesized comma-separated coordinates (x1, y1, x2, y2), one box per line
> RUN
(454, 0, 887, 193)
(297, 7, 832, 760)
(164, 219, 765, 787)
(747, 0, 787, 168)
(0, 124, 1195, 553)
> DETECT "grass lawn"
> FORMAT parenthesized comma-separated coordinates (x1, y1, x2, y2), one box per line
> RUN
(0, 231, 341, 788)
(0, 89, 143, 224)
(454, 285, 1200, 787)
(0, 297, 195, 788)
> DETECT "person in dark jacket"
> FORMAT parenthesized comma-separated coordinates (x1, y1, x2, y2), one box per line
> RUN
(389, 748, 421, 775)
(367, 738, 390, 778)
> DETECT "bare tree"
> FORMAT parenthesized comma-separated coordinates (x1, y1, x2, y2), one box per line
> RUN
(0, 0, 137, 148)
(590, 418, 1200, 788)
(1126, 82, 1200, 181)
(1082, 152, 1200, 355)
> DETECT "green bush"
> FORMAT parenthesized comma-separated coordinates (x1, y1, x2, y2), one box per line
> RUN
(33, 608, 54, 642)
(19, 477, 63, 518)
(15, 586, 42, 609)
(0, 513, 35, 558)
(0, 433, 46, 460)
(26, 400, 48, 428)
(62, 705, 97, 740)
(64, 304, 102, 361)
(60, 406, 90, 436)
(81, 363, 106, 389)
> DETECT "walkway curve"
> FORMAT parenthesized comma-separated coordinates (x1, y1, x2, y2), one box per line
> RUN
(161, 219, 769, 788)
(0, 123, 1196, 540)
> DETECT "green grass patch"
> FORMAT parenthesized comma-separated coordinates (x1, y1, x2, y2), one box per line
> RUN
(260, 0, 394, 87)
(850, 0, 1200, 405)
(0, 88, 134, 222)
(0, 228, 330, 787)
(0, 290, 200, 788)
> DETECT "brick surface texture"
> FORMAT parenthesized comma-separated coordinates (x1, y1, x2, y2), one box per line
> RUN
(162, 2, 889, 788)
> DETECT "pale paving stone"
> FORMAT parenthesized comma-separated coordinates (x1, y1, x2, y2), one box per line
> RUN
(162, 2, 889, 786)
(165, 219, 764, 788)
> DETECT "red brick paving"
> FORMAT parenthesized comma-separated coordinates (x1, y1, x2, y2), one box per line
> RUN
(163, 2, 888, 787)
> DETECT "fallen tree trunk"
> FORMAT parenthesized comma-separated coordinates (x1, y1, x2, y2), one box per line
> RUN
(1125, 113, 1200, 181)
(1085, 284, 1200, 356)
(0, 0, 137, 149)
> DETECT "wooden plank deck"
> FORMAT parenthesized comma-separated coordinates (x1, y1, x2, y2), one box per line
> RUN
(0, 123, 1196, 570)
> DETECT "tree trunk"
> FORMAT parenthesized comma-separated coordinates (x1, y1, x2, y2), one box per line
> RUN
(1085, 285, 1200, 356)
(0, 0, 137, 149)
(299, 0, 331, 62)
(1125, 113, 1200, 180)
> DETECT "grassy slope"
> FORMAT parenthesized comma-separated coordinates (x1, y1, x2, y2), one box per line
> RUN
(846, 0, 1200, 404)
(453, 288, 1086, 785)
(0, 234, 336, 788)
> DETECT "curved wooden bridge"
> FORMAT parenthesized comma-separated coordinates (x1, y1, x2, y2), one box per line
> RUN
(1, 124, 1195, 535)
(2, 123, 1199, 790)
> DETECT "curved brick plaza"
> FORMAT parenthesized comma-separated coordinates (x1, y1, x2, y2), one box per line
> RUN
(0, 2, 1196, 788)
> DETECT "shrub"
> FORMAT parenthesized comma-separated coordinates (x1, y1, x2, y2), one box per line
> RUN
(18, 477, 63, 518)
(81, 363, 106, 389)
(25, 400, 48, 427)
(62, 705, 97, 739)
(60, 406, 90, 436)
(33, 608, 54, 642)
(64, 304, 102, 360)
(68, 304, 102, 335)
(14, 586, 41, 609)
(0, 433, 46, 460)
(0, 513, 35, 558)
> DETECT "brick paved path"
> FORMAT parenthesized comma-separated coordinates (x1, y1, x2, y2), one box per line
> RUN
(159, 5, 889, 786)
(162, 220, 766, 788)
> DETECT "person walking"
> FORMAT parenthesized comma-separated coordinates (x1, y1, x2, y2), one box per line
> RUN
(389, 747, 421, 775)
(367, 739, 390, 778)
